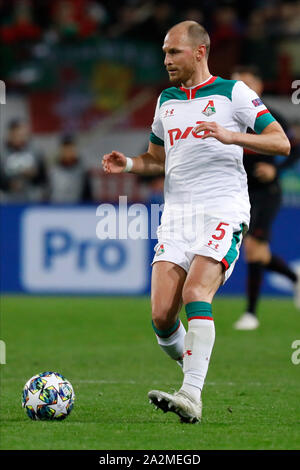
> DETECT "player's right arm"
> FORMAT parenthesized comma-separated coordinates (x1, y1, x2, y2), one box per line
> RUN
(102, 142, 165, 176)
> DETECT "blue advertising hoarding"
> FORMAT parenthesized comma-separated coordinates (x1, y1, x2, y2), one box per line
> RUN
(1, 204, 299, 296)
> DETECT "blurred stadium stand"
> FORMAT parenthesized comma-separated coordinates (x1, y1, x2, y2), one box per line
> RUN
(0, 0, 299, 295)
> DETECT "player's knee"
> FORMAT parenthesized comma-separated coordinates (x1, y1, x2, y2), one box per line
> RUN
(245, 250, 260, 263)
(182, 283, 211, 305)
(244, 237, 258, 261)
(151, 303, 176, 331)
(244, 237, 269, 263)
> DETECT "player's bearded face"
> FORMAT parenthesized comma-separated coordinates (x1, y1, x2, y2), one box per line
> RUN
(163, 34, 197, 86)
(167, 58, 196, 85)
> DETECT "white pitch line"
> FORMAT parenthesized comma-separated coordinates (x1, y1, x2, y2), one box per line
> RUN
(78, 379, 138, 384)
(3, 378, 263, 386)
(76, 380, 263, 386)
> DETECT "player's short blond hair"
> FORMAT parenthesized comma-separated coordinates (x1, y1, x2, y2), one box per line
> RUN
(167, 21, 210, 59)
(187, 22, 210, 59)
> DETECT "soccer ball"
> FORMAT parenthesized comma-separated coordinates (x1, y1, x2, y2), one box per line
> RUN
(22, 371, 75, 421)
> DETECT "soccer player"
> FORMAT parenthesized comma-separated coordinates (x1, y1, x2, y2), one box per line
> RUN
(231, 66, 300, 330)
(102, 21, 290, 423)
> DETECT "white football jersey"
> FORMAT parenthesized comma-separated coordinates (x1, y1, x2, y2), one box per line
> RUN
(150, 76, 275, 226)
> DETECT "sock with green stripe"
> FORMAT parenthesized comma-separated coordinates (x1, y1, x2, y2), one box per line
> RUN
(152, 319, 186, 368)
(179, 301, 215, 403)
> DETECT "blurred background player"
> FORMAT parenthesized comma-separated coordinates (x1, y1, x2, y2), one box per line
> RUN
(231, 66, 300, 330)
(48, 134, 92, 204)
(0, 119, 48, 203)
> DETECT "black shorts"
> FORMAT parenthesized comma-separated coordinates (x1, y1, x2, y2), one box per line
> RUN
(247, 183, 282, 242)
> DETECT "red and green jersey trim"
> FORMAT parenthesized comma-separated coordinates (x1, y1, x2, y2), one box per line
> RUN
(150, 131, 164, 146)
(193, 77, 237, 101)
(254, 110, 275, 134)
(159, 77, 237, 107)
(180, 76, 218, 99)
(221, 224, 244, 271)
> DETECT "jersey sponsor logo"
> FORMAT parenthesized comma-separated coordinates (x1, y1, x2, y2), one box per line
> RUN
(163, 108, 175, 118)
(168, 121, 210, 146)
(252, 98, 263, 107)
(202, 100, 216, 116)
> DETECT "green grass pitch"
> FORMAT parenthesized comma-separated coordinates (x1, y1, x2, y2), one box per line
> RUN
(0, 296, 299, 450)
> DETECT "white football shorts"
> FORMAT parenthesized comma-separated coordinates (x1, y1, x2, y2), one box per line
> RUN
(152, 209, 246, 284)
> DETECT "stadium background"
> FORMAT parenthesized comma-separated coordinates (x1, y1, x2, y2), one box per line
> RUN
(1, 0, 299, 297)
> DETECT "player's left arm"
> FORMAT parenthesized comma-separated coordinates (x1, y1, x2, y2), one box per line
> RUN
(195, 80, 291, 156)
(194, 120, 291, 156)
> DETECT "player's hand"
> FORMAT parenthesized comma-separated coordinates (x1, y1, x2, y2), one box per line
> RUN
(255, 162, 277, 182)
(194, 121, 234, 145)
(102, 151, 127, 173)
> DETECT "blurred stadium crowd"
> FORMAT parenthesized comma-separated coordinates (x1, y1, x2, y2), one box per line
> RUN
(1, 0, 300, 46)
(1, 0, 300, 204)
(2, 0, 300, 82)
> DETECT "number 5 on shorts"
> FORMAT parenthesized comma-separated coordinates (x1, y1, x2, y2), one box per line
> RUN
(212, 222, 229, 240)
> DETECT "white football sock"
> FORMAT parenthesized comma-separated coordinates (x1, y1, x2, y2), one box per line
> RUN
(179, 302, 215, 402)
(154, 320, 186, 366)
